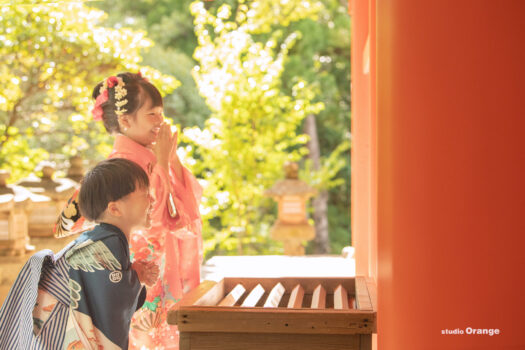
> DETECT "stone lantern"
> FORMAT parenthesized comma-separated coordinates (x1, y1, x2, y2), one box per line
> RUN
(0, 170, 42, 256)
(17, 162, 78, 237)
(66, 155, 84, 183)
(264, 162, 317, 255)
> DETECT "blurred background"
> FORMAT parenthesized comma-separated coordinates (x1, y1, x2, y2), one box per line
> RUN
(0, 0, 351, 261)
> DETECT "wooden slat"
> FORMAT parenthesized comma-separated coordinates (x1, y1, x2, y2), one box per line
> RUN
(364, 277, 377, 332)
(349, 296, 356, 309)
(365, 277, 377, 311)
(241, 284, 265, 307)
(355, 276, 373, 311)
(264, 282, 285, 308)
(180, 332, 361, 350)
(218, 284, 246, 307)
(334, 284, 349, 309)
(310, 284, 326, 309)
(224, 277, 355, 295)
(176, 307, 375, 335)
(287, 284, 304, 308)
(167, 280, 223, 325)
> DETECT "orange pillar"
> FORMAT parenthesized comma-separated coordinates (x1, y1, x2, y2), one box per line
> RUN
(368, 0, 377, 285)
(351, 0, 377, 279)
(377, 1, 525, 349)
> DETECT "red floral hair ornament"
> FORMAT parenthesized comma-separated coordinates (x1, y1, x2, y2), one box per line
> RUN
(137, 70, 149, 82)
(91, 76, 126, 121)
(91, 89, 108, 121)
(106, 76, 118, 88)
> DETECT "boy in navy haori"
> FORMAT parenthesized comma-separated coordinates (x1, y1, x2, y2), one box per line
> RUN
(0, 158, 159, 349)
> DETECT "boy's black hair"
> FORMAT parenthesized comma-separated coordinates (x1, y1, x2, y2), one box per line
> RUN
(92, 72, 163, 134)
(78, 158, 149, 221)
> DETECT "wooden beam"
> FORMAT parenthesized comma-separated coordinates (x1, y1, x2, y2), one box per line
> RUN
(176, 307, 375, 334)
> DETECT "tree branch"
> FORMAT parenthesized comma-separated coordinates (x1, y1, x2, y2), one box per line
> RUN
(0, 98, 24, 150)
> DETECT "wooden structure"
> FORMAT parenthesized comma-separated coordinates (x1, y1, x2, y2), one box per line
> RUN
(0, 193, 31, 256)
(168, 276, 376, 350)
(66, 156, 85, 183)
(17, 163, 77, 237)
(0, 171, 43, 256)
(265, 162, 317, 255)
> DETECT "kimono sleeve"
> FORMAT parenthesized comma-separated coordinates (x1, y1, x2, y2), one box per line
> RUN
(66, 236, 144, 349)
(146, 163, 203, 251)
(170, 167, 202, 226)
(147, 164, 171, 228)
(148, 164, 200, 221)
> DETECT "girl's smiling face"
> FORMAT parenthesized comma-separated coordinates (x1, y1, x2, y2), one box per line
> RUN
(119, 95, 164, 147)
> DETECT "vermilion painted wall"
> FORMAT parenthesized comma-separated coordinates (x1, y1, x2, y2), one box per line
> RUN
(350, 1, 378, 346)
(375, 1, 525, 349)
(350, 0, 374, 279)
(368, 0, 377, 292)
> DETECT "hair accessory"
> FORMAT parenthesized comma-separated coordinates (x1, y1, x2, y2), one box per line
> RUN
(91, 75, 128, 121)
(91, 88, 108, 121)
(106, 76, 118, 88)
(137, 70, 149, 82)
(113, 77, 128, 116)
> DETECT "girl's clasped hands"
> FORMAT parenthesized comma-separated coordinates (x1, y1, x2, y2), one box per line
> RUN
(151, 123, 179, 171)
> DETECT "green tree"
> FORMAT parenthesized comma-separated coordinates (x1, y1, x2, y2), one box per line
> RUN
(92, 0, 211, 129)
(0, 0, 179, 181)
(184, 1, 323, 256)
(194, 0, 351, 254)
(280, 0, 351, 254)
(87, 0, 351, 255)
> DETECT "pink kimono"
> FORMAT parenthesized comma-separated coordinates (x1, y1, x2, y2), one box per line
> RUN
(55, 134, 203, 349)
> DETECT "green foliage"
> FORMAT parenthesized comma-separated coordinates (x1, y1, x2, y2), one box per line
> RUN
(2, 0, 351, 257)
(302, 139, 351, 254)
(280, 0, 351, 253)
(0, 133, 48, 182)
(0, 0, 179, 181)
(184, 1, 324, 257)
(300, 140, 350, 192)
(92, 0, 211, 128)
(93, 0, 351, 256)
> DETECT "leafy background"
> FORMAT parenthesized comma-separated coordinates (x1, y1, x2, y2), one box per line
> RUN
(0, 0, 351, 258)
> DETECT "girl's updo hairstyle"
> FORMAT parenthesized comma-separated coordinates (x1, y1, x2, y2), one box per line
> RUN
(92, 72, 163, 133)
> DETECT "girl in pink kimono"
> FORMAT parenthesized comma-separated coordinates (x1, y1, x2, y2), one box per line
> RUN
(54, 72, 203, 349)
